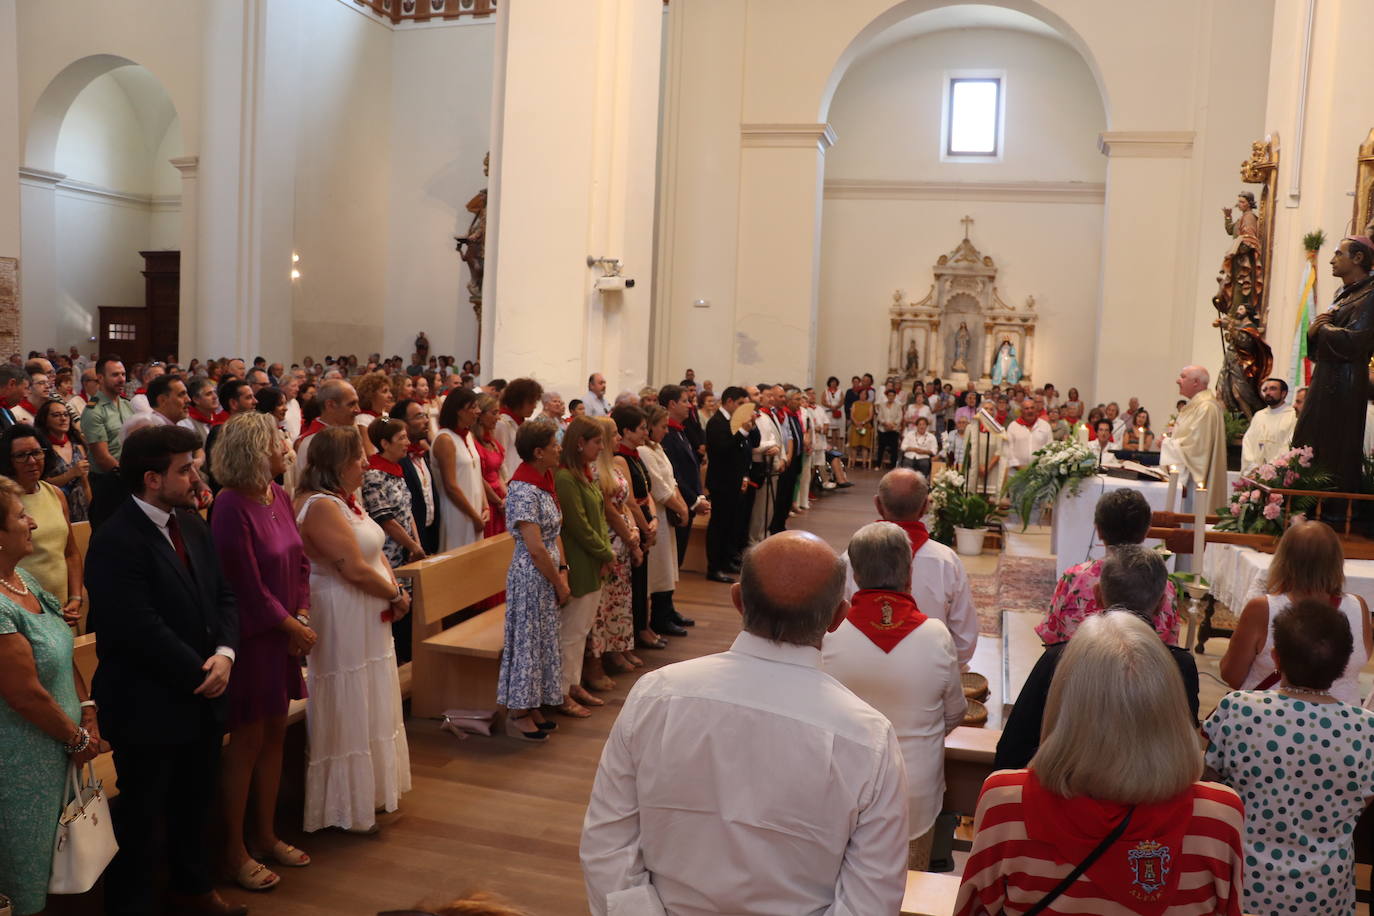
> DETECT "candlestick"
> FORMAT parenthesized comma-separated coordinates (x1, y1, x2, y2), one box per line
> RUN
(1192, 484, 1207, 565)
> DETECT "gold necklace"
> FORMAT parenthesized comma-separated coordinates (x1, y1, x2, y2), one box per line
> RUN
(0, 572, 29, 596)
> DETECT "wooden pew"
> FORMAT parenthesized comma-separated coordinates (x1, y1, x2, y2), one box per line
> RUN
(943, 725, 999, 815)
(398, 533, 514, 719)
(680, 512, 709, 574)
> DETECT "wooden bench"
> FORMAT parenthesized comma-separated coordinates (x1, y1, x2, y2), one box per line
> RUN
(680, 512, 709, 574)
(398, 533, 514, 719)
(943, 725, 999, 815)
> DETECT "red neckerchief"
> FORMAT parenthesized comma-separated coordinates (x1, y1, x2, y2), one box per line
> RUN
(616, 445, 640, 461)
(511, 461, 559, 508)
(668, 418, 686, 431)
(333, 490, 363, 516)
(1017, 415, 1037, 429)
(500, 406, 524, 426)
(48, 432, 69, 446)
(18, 399, 39, 415)
(367, 454, 404, 478)
(1020, 770, 1191, 914)
(846, 589, 927, 653)
(995, 410, 1008, 425)
(188, 406, 225, 427)
(135, 387, 147, 396)
(885, 518, 931, 557)
(295, 417, 329, 450)
(78, 391, 90, 403)
(406, 440, 429, 459)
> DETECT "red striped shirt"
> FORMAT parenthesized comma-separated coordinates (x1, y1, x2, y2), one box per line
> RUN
(954, 770, 1244, 916)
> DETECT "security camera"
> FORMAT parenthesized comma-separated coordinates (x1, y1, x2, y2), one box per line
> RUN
(594, 276, 636, 292)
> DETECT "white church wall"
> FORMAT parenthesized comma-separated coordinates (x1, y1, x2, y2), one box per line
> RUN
(0, 0, 20, 262)
(148, 117, 183, 251)
(385, 21, 494, 367)
(816, 28, 1105, 400)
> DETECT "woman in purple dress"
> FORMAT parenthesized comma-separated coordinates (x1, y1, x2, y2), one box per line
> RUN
(209, 412, 317, 892)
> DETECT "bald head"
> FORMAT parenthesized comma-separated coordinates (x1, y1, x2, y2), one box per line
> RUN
(875, 468, 930, 522)
(733, 531, 848, 647)
(1177, 365, 1210, 399)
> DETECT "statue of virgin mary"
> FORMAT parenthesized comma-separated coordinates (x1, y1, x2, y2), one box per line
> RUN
(991, 339, 1022, 385)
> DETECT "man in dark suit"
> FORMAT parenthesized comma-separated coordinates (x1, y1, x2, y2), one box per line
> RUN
(769, 386, 804, 534)
(705, 386, 751, 583)
(394, 397, 440, 662)
(87, 424, 244, 916)
(679, 378, 706, 457)
(657, 385, 710, 632)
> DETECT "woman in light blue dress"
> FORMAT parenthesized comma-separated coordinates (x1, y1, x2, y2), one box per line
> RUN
(0, 477, 104, 914)
(497, 419, 570, 742)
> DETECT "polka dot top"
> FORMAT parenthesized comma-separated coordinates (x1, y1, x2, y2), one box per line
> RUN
(1204, 690, 1374, 916)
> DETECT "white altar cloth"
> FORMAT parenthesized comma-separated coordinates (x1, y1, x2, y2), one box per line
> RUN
(1202, 542, 1374, 613)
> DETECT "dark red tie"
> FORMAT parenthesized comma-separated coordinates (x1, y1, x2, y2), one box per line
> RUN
(166, 513, 190, 568)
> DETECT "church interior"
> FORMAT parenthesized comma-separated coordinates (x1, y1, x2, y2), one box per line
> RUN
(8, 0, 1374, 914)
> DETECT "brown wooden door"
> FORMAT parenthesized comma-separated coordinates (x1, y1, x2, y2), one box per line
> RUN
(97, 307, 149, 365)
(140, 250, 180, 362)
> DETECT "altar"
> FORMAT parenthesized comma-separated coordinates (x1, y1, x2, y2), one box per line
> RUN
(1053, 471, 1243, 577)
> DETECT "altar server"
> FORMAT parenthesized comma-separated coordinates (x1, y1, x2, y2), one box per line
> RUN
(1241, 377, 1296, 472)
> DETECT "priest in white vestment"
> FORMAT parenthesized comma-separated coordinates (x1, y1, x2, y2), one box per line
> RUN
(1159, 366, 1228, 511)
(1240, 377, 1296, 472)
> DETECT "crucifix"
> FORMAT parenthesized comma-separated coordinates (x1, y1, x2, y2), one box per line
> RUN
(961, 215, 974, 240)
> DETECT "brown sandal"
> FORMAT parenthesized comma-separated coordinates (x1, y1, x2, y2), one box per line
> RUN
(570, 684, 604, 706)
(557, 698, 592, 717)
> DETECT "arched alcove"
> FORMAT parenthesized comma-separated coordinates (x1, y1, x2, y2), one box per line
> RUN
(21, 57, 184, 355)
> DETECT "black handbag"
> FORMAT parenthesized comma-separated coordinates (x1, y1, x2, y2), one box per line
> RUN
(1023, 806, 1135, 916)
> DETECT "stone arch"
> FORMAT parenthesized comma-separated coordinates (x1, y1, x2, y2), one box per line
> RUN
(817, 0, 1111, 128)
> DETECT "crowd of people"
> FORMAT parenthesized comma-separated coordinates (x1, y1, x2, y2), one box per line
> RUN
(0, 342, 1363, 916)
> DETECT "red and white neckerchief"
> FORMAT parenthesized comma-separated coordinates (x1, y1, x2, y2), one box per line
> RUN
(332, 489, 364, 516)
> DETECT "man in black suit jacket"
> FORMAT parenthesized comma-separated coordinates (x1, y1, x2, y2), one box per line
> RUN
(769, 386, 805, 534)
(705, 386, 751, 583)
(658, 385, 711, 632)
(87, 424, 245, 916)
(394, 398, 440, 663)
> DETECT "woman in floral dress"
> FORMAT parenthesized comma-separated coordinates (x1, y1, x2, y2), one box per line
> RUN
(496, 419, 569, 741)
(584, 417, 641, 691)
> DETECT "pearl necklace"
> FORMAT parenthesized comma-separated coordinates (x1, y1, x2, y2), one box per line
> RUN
(1279, 682, 1331, 698)
(0, 572, 29, 596)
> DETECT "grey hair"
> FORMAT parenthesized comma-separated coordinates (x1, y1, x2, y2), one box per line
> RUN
(1099, 544, 1168, 620)
(541, 390, 563, 407)
(876, 469, 930, 521)
(739, 548, 847, 646)
(847, 522, 913, 592)
(317, 378, 351, 407)
(613, 390, 638, 407)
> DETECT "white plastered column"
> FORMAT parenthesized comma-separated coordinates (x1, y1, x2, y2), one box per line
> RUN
(170, 155, 198, 362)
(732, 124, 834, 387)
(16, 167, 63, 346)
(486, 0, 661, 397)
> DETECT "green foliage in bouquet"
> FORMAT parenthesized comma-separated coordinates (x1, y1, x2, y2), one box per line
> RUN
(1003, 439, 1100, 531)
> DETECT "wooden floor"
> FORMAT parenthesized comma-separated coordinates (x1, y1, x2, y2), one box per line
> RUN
(212, 471, 887, 916)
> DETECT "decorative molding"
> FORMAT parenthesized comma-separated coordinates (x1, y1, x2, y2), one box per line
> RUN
(824, 179, 1105, 204)
(1096, 131, 1195, 158)
(741, 123, 837, 152)
(151, 195, 182, 213)
(17, 166, 66, 187)
(1287, 0, 1316, 206)
(169, 156, 199, 178)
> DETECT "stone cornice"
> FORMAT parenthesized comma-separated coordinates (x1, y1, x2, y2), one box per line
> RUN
(18, 166, 66, 187)
(170, 155, 199, 178)
(741, 123, 837, 152)
(824, 179, 1105, 204)
(1097, 131, 1195, 158)
(18, 169, 181, 210)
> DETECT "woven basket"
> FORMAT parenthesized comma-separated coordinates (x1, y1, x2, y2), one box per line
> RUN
(963, 699, 988, 728)
(961, 672, 989, 702)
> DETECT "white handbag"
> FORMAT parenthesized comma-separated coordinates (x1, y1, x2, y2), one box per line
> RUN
(48, 762, 118, 894)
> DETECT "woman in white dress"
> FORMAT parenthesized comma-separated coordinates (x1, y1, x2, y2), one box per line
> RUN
(821, 376, 845, 447)
(431, 387, 488, 552)
(293, 426, 412, 833)
(637, 405, 688, 635)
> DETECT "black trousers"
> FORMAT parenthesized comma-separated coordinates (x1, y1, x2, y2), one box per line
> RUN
(734, 476, 759, 557)
(706, 483, 740, 573)
(876, 431, 900, 468)
(770, 463, 798, 534)
(105, 731, 222, 915)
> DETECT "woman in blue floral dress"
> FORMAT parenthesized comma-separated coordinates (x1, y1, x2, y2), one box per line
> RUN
(497, 419, 570, 742)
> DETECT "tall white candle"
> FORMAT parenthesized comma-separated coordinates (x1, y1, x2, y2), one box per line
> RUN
(1166, 465, 1179, 514)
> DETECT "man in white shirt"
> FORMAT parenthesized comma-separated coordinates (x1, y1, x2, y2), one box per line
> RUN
(746, 386, 784, 545)
(121, 374, 189, 442)
(1241, 377, 1296, 471)
(296, 379, 361, 473)
(875, 387, 904, 469)
(585, 372, 611, 417)
(1003, 397, 1053, 473)
(843, 469, 980, 668)
(581, 531, 909, 916)
(945, 414, 971, 471)
(128, 363, 165, 414)
(824, 521, 965, 869)
(281, 369, 305, 442)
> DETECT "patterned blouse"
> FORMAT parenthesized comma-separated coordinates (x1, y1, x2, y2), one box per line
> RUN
(362, 467, 416, 569)
(1038, 555, 1180, 645)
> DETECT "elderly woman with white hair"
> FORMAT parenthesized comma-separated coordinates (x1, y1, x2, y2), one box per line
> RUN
(822, 521, 965, 870)
(954, 612, 1245, 915)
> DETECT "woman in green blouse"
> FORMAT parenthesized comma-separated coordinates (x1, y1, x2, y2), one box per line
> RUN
(553, 416, 617, 717)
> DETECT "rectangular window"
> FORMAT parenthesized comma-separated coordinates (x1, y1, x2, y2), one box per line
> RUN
(942, 74, 1004, 160)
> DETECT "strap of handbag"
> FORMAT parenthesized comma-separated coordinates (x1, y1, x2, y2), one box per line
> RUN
(1022, 806, 1135, 916)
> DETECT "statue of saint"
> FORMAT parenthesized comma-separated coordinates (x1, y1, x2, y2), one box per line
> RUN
(951, 322, 971, 373)
(991, 339, 1021, 386)
(455, 152, 489, 319)
(1215, 191, 1262, 319)
(1212, 189, 1272, 415)
(904, 339, 920, 377)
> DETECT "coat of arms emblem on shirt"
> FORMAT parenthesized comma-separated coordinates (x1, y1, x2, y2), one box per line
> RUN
(877, 599, 897, 628)
(1127, 840, 1171, 897)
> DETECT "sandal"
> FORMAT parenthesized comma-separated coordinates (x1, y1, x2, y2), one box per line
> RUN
(557, 699, 592, 717)
(266, 841, 310, 868)
(625, 652, 646, 667)
(603, 654, 635, 675)
(233, 860, 281, 892)
(570, 685, 604, 706)
(584, 674, 616, 691)
(505, 713, 548, 742)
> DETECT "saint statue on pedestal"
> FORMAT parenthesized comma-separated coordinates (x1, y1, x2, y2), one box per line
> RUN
(951, 322, 971, 373)
(904, 340, 920, 377)
(991, 339, 1021, 385)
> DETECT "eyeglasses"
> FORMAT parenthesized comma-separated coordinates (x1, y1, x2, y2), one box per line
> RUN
(11, 450, 45, 463)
